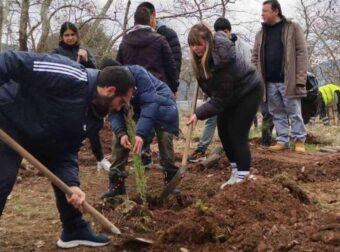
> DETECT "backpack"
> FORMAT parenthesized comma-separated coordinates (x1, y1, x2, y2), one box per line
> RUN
(302, 72, 319, 103)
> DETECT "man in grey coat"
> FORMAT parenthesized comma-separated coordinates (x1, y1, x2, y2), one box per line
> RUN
(251, 0, 308, 153)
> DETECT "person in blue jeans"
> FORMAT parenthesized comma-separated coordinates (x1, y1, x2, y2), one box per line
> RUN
(0, 50, 135, 248)
(188, 97, 217, 162)
(252, 0, 308, 153)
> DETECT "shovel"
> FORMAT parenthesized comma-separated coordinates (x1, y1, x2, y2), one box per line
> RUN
(0, 128, 153, 245)
(159, 82, 200, 202)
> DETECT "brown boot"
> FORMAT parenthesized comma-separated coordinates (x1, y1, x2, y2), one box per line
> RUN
(295, 140, 305, 153)
(269, 143, 288, 151)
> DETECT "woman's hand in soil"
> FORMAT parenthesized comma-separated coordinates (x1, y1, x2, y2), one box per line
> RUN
(120, 135, 131, 149)
(77, 49, 88, 62)
(67, 186, 86, 210)
(187, 114, 198, 129)
(133, 136, 144, 154)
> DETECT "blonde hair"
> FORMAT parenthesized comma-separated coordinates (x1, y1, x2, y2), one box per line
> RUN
(188, 22, 214, 79)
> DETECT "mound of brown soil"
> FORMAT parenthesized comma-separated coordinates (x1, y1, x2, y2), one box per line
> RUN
(148, 177, 337, 251)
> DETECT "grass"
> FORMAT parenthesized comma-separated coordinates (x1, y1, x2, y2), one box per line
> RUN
(304, 143, 320, 151)
(306, 123, 340, 146)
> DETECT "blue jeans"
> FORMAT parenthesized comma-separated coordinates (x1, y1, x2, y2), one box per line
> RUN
(267, 82, 307, 145)
(196, 115, 217, 152)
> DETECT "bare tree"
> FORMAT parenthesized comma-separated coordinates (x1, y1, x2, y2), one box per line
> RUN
(0, 0, 3, 51)
(102, 0, 132, 58)
(36, 0, 53, 52)
(297, 0, 340, 83)
(81, 0, 114, 45)
(19, 0, 30, 51)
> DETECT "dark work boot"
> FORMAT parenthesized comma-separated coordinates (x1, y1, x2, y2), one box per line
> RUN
(101, 170, 128, 199)
(163, 166, 181, 195)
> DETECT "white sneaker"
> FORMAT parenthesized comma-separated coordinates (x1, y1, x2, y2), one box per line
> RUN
(220, 169, 242, 189)
(97, 158, 111, 172)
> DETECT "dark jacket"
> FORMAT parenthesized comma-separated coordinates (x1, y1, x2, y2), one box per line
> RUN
(116, 26, 179, 93)
(195, 31, 262, 120)
(156, 21, 182, 73)
(0, 51, 99, 185)
(52, 41, 96, 69)
(109, 65, 179, 140)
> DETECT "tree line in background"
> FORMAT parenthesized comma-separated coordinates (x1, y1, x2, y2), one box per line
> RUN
(0, 0, 338, 92)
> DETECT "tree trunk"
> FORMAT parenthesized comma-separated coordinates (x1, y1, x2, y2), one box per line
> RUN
(122, 0, 131, 35)
(0, 0, 3, 51)
(3, 0, 10, 46)
(36, 0, 53, 52)
(19, 0, 30, 51)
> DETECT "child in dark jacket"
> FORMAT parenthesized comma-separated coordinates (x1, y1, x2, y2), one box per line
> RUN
(187, 23, 263, 187)
(52, 22, 110, 171)
(99, 59, 180, 199)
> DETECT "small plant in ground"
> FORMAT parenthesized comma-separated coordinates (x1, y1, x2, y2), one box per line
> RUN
(195, 199, 211, 216)
(125, 106, 148, 207)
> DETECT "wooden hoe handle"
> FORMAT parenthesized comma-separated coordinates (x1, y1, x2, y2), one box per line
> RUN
(0, 128, 121, 235)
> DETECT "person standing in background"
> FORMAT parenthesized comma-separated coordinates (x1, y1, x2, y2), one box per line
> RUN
(52, 21, 111, 171)
(251, 0, 308, 153)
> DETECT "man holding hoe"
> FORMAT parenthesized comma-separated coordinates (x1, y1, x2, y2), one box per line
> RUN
(0, 50, 136, 248)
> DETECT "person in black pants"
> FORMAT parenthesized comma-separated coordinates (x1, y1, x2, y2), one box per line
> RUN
(52, 21, 111, 171)
(187, 23, 263, 187)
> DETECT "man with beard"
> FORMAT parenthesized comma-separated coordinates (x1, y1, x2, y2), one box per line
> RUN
(0, 50, 134, 248)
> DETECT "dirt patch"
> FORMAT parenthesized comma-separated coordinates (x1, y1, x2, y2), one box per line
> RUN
(2, 123, 340, 251)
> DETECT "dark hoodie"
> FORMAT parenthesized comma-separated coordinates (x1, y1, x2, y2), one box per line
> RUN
(52, 41, 96, 69)
(263, 19, 284, 82)
(116, 27, 179, 93)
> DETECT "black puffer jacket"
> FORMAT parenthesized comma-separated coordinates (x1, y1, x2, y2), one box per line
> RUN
(52, 41, 96, 69)
(195, 31, 262, 120)
(116, 26, 179, 93)
(156, 21, 182, 73)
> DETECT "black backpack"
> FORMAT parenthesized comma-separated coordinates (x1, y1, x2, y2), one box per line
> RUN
(302, 72, 319, 103)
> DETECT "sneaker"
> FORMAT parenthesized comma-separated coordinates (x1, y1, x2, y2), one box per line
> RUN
(220, 168, 239, 189)
(97, 158, 111, 172)
(295, 140, 305, 153)
(188, 149, 206, 163)
(269, 143, 288, 151)
(141, 151, 153, 168)
(57, 226, 110, 248)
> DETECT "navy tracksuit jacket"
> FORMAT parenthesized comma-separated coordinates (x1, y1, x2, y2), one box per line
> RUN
(0, 50, 99, 231)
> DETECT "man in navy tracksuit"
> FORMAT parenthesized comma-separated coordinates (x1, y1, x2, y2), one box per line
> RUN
(0, 50, 135, 248)
(99, 59, 179, 198)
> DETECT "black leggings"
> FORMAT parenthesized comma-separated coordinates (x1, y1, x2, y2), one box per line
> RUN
(217, 84, 263, 172)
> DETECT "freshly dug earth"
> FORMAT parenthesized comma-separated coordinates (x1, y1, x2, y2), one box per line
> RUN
(0, 124, 339, 251)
